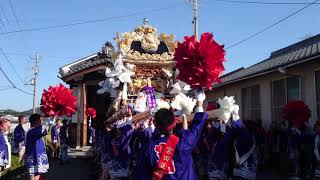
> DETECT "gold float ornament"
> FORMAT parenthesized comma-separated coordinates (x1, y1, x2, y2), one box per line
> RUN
(115, 22, 177, 63)
(125, 50, 174, 62)
(159, 33, 177, 54)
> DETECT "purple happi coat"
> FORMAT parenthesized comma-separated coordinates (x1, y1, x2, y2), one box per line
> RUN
(25, 125, 49, 175)
(0, 132, 9, 168)
(133, 112, 208, 180)
(103, 125, 134, 178)
(208, 119, 256, 180)
(14, 124, 25, 150)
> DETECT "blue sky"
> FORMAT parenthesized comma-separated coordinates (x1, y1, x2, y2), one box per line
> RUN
(0, 0, 319, 111)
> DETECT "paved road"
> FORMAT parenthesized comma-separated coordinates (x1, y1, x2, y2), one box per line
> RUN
(16, 148, 91, 180)
(10, 147, 288, 180)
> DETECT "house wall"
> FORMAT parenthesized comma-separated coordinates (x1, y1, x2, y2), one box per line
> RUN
(68, 79, 112, 146)
(207, 60, 320, 129)
(71, 86, 79, 123)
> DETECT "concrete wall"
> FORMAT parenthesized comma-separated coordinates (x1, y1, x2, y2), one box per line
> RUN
(207, 60, 320, 129)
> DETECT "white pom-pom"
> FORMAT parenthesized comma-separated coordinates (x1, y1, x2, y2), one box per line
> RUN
(216, 96, 239, 123)
(170, 80, 191, 95)
(216, 109, 231, 124)
(118, 72, 133, 83)
(156, 99, 171, 109)
(232, 105, 240, 121)
(171, 93, 196, 115)
(217, 96, 235, 112)
(97, 78, 118, 95)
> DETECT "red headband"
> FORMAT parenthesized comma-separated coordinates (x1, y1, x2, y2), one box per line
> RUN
(155, 111, 177, 131)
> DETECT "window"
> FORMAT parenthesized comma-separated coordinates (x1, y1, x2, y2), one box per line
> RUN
(287, 77, 301, 101)
(241, 85, 261, 121)
(316, 71, 320, 119)
(271, 77, 301, 122)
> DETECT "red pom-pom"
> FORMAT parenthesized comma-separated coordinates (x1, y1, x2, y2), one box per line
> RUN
(40, 84, 77, 117)
(86, 108, 97, 119)
(175, 32, 225, 89)
(282, 100, 311, 128)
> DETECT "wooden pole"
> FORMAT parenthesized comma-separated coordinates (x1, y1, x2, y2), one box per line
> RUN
(194, 0, 198, 39)
(76, 83, 81, 149)
(82, 83, 87, 146)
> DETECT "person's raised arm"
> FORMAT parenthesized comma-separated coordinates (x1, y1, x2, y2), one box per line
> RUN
(182, 114, 188, 130)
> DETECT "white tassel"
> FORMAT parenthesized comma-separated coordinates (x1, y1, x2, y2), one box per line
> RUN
(170, 81, 191, 95)
(216, 96, 239, 123)
(171, 93, 196, 115)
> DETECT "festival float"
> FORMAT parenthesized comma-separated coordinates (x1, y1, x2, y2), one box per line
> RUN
(57, 19, 225, 147)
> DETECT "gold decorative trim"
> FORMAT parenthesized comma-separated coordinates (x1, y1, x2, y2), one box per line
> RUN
(124, 59, 175, 66)
(124, 50, 174, 62)
(159, 33, 177, 54)
(116, 23, 177, 61)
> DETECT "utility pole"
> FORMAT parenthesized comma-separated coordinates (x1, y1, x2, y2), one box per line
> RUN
(31, 52, 40, 113)
(193, 0, 198, 39)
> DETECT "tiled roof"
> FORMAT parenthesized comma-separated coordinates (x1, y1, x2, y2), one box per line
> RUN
(59, 53, 112, 78)
(216, 34, 320, 87)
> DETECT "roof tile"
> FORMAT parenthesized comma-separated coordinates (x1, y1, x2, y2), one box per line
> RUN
(216, 34, 320, 87)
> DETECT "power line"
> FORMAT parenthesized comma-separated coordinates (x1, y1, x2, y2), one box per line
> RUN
(14, 86, 33, 95)
(0, 48, 25, 84)
(0, 3, 183, 35)
(5, 52, 77, 59)
(0, 5, 9, 24)
(0, 19, 7, 32)
(214, 0, 320, 5)
(0, 86, 14, 91)
(226, 0, 320, 49)
(0, 59, 33, 95)
(8, 0, 29, 50)
(8, 0, 21, 28)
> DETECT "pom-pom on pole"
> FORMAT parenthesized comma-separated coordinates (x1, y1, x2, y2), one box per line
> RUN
(40, 84, 77, 117)
(175, 32, 225, 90)
(283, 100, 311, 128)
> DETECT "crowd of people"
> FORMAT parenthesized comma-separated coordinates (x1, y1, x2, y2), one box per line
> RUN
(0, 95, 320, 180)
(0, 114, 71, 180)
(87, 93, 320, 180)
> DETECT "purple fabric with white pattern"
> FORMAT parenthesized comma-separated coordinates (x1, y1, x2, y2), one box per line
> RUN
(143, 86, 157, 109)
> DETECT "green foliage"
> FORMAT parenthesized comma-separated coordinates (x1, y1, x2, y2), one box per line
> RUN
(0, 108, 41, 117)
(1, 154, 25, 180)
